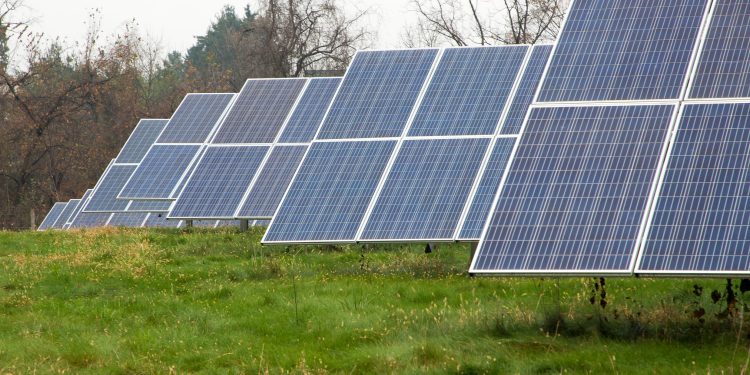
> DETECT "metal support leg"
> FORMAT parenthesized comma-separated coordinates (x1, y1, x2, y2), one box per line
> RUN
(468, 242, 478, 277)
(185, 220, 193, 228)
(240, 219, 249, 232)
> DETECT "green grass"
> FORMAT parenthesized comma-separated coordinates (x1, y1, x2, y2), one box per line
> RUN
(0, 227, 747, 373)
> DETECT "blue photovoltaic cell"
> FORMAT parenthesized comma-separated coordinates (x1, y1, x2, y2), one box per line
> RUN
(119, 144, 202, 199)
(473, 105, 675, 273)
(38, 202, 67, 230)
(317, 49, 438, 139)
(156, 94, 234, 143)
(144, 213, 182, 228)
(170, 146, 269, 218)
(115, 119, 169, 163)
(691, 1, 750, 98)
(237, 145, 307, 218)
(127, 200, 173, 212)
(108, 212, 148, 227)
(640, 103, 750, 273)
(70, 212, 112, 229)
(52, 200, 80, 229)
(407, 46, 527, 137)
(500, 45, 553, 135)
(68, 190, 93, 224)
(279, 78, 342, 143)
(361, 138, 489, 241)
(538, 0, 708, 102)
(212, 79, 306, 144)
(84, 164, 137, 212)
(458, 138, 516, 240)
(264, 140, 396, 242)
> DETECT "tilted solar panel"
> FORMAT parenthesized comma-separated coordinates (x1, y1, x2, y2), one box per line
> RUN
(538, 0, 709, 102)
(156, 94, 235, 143)
(407, 46, 527, 137)
(37, 202, 67, 231)
(500, 45, 553, 135)
(65, 190, 94, 228)
(279, 78, 342, 143)
(127, 200, 173, 212)
(51, 200, 80, 229)
(84, 164, 137, 212)
(212, 79, 307, 144)
(639, 103, 750, 274)
(119, 144, 202, 199)
(108, 212, 149, 227)
(143, 213, 182, 228)
(115, 119, 169, 163)
(70, 212, 112, 229)
(472, 105, 676, 274)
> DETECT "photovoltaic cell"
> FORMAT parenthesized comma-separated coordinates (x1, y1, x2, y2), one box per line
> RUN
(212, 79, 306, 144)
(407, 46, 527, 137)
(690, 0, 750, 99)
(360, 138, 489, 241)
(52, 200, 80, 229)
(115, 119, 169, 163)
(500, 45, 553, 135)
(119, 144, 202, 199)
(473, 105, 675, 274)
(639, 103, 750, 273)
(279, 78, 342, 143)
(538, 0, 708, 102)
(38, 202, 67, 231)
(237, 145, 307, 218)
(170, 146, 269, 218)
(458, 138, 516, 240)
(316, 49, 438, 139)
(156, 94, 234, 143)
(84, 164, 137, 212)
(264, 140, 396, 242)
(66, 190, 93, 227)
(70, 212, 112, 229)
(127, 200, 173, 212)
(108, 212, 148, 227)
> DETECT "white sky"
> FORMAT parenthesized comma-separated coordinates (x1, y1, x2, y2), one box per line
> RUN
(20, 0, 414, 55)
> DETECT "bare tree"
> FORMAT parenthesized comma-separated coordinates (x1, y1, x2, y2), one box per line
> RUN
(404, 0, 566, 47)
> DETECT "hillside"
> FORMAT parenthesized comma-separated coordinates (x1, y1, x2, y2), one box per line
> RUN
(0, 228, 745, 373)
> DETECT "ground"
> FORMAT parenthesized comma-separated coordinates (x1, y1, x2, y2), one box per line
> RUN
(0, 227, 745, 373)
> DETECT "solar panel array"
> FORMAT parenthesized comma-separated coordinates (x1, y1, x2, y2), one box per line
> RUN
(37, 202, 67, 231)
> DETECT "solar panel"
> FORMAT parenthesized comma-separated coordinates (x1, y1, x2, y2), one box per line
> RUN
(472, 105, 676, 274)
(65, 190, 93, 227)
(156, 94, 235, 143)
(316, 49, 439, 139)
(127, 200, 173, 212)
(51, 200, 80, 229)
(254, 220, 270, 227)
(169, 146, 269, 219)
(115, 119, 169, 163)
(500, 45, 553, 134)
(38, 202, 67, 231)
(236, 145, 307, 219)
(457, 138, 516, 240)
(108, 212, 148, 227)
(264, 140, 396, 243)
(638, 103, 750, 274)
(279, 78, 342, 143)
(360, 138, 489, 241)
(537, 0, 709, 102)
(690, 0, 750, 98)
(144, 213, 182, 228)
(212, 79, 307, 144)
(83, 164, 137, 212)
(119, 144, 202, 199)
(70, 212, 112, 229)
(407, 46, 528, 136)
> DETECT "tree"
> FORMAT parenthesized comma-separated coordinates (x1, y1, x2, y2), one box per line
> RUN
(404, 0, 566, 47)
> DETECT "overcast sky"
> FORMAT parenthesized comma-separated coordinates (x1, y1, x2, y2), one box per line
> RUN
(20, 0, 413, 55)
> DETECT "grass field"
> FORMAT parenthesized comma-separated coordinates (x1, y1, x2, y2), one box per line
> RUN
(0, 227, 747, 373)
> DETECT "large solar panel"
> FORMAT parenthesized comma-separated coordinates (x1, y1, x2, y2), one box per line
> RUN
(690, 0, 750, 99)
(360, 138, 489, 241)
(38, 202, 67, 231)
(212, 79, 307, 144)
(457, 138, 516, 240)
(65, 190, 94, 228)
(51, 199, 80, 229)
(115, 119, 169, 163)
(236, 145, 307, 218)
(83, 164, 137, 212)
(170, 146, 269, 219)
(143, 213, 182, 228)
(108, 212, 148, 227)
(264, 140, 396, 243)
(156, 94, 235, 143)
(472, 105, 676, 274)
(279, 78, 341, 143)
(119, 144, 202, 199)
(407, 46, 527, 136)
(638, 103, 750, 274)
(70, 212, 112, 229)
(127, 200, 173, 212)
(316, 49, 439, 139)
(500, 45, 553, 134)
(537, 0, 709, 102)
